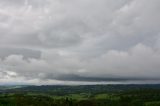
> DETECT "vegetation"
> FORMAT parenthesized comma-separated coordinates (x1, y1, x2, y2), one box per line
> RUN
(0, 84, 160, 106)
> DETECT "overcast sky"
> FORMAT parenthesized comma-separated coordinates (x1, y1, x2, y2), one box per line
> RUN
(0, 0, 160, 85)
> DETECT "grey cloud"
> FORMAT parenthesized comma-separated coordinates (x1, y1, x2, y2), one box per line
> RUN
(1, 44, 160, 83)
(0, 0, 160, 84)
(0, 47, 41, 59)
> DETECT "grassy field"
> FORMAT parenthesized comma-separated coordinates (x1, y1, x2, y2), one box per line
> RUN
(0, 84, 160, 106)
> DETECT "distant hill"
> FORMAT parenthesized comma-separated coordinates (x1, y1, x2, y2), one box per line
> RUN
(1, 84, 160, 95)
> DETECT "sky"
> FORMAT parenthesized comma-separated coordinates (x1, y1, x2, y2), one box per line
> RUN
(0, 0, 160, 85)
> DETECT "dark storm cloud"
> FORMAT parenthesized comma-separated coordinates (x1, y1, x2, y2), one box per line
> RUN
(41, 73, 160, 82)
(0, 0, 160, 84)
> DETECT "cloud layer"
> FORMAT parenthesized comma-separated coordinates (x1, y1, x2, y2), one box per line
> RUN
(0, 0, 160, 84)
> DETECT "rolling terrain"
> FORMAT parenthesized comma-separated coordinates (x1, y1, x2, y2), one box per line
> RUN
(0, 84, 160, 106)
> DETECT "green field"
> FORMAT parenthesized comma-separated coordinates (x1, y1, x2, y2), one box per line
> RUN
(0, 84, 160, 106)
